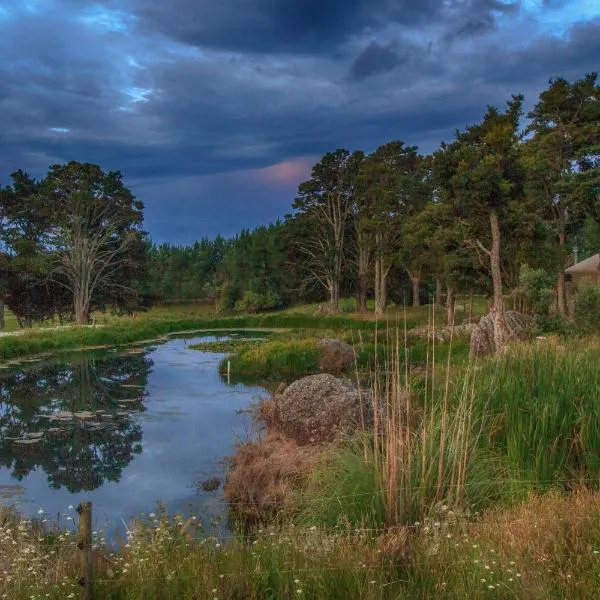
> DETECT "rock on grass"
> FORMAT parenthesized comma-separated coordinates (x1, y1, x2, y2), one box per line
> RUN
(276, 373, 372, 444)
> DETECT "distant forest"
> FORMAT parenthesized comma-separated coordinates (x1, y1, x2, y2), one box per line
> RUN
(1, 73, 598, 331)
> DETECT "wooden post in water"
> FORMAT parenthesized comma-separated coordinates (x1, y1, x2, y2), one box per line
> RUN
(227, 360, 231, 384)
(77, 502, 94, 600)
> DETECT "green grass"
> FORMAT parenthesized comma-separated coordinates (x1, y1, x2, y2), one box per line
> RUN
(474, 339, 600, 496)
(224, 338, 323, 383)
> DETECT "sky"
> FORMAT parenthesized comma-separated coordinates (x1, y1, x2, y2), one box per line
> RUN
(0, 0, 599, 244)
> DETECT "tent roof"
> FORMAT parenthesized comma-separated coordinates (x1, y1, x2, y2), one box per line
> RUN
(565, 253, 600, 274)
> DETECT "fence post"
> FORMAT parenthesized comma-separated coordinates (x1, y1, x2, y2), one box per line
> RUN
(77, 502, 94, 600)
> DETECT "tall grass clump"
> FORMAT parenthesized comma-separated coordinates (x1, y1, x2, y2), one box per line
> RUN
(371, 319, 498, 526)
(474, 338, 600, 497)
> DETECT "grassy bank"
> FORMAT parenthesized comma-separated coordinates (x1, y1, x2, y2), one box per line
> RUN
(3, 490, 600, 599)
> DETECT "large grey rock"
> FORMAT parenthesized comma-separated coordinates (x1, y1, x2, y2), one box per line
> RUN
(317, 338, 356, 374)
(276, 374, 371, 444)
(469, 311, 531, 357)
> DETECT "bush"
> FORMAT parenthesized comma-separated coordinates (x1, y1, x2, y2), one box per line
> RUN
(234, 290, 283, 313)
(220, 283, 241, 311)
(575, 282, 600, 330)
(519, 265, 566, 334)
(519, 264, 554, 315)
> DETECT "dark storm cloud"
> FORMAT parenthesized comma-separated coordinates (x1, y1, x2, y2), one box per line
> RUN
(0, 0, 598, 242)
(349, 42, 407, 81)
(130, 0, 441, 54)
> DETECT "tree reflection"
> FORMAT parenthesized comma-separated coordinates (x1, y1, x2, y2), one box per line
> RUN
(0, 350, 152, 492)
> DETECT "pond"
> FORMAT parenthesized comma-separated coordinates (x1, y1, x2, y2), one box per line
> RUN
(0, 332, 267, 540)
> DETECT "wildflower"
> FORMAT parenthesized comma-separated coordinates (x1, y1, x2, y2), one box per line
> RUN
(67, 505, 74, 510)
(294, 580, 300, 584)
(488, 585, 495, 590)
(37, 508, 44, 515)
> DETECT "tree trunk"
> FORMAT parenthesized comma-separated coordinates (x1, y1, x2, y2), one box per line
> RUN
(356, 232, 371, 313)
(446, 286, 455, 327)
(435, 279, 442, 307)
(356, 255, 370, 313)
(356, 284, 368, 313)
(489, 210, 507, 352)
(556, 211, 567, 317)
(75, 294, 89, 325)
(411, 277, 420, 308)
(0, 300, 4, 330)
(374, 257, 388, 317)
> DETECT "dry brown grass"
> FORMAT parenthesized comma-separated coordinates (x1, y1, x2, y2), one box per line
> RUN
(404, 489, 600, 598)
(225, 434, 322, 525)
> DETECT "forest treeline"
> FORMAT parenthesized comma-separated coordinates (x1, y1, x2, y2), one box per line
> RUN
(1, 74, 599, 338)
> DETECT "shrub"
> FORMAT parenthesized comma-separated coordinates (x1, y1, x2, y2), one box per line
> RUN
(234, 290, 283, 313)
(220, 283, 241, 311)
(575, 282, 600, 330)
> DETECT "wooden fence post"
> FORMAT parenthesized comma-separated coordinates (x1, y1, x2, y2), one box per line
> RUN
(77, 502, 94, 600)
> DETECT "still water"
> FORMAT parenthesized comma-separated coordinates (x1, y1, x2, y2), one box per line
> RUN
(0, 333, 266, 538)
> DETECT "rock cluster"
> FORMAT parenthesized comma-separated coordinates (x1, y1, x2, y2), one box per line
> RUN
(469, 311, 531, 357)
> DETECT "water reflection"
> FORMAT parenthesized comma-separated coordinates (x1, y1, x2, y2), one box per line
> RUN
(0, 351, 153, 492)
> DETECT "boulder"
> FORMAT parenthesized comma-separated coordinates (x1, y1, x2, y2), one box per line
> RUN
(469, 311, 531, 357)
(317, 338, 356, 374)
(276, 373, 371, 444)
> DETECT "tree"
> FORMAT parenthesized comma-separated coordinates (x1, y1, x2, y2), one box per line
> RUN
(525, 73, 600, 316)
(434, 97, 526, 350)
(0, 170, 64, 327)
(357, 142, 429, 315)
(293, 150, 363, 312)
(44, 162, 146, 324)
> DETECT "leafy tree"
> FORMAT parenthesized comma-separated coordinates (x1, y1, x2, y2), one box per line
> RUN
(434, 97, 526, 350)
(576, 215, 600, 261)
(44, 162, 146, 324)
(293, 150, 364, 312)
(525, 73, 600, 315)
(0, 170, 65, 326)
(357, 142, 429, 314)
